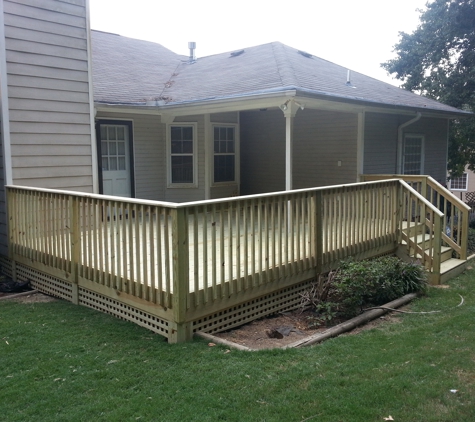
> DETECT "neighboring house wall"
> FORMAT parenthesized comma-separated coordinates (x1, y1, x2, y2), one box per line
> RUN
(240, 108, 358, 195)
(3, 0, 94, 191)
(363, 113, 448, 182)
(449, 166, 475, 202)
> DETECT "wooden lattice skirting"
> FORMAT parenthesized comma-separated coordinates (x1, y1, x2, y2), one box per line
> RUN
(0, 256, 316, 342)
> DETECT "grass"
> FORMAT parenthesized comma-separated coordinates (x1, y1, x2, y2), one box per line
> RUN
(1, 268, 475, 422)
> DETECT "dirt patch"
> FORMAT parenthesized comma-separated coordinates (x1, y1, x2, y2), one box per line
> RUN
(0, 290, 59, 304)
(213, 308, 405, 350)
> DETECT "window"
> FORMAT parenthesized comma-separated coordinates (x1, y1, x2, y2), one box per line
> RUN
(450, 173, 468, 191)
(169, 124, 196, 185)
(101, 125, 127, 172)
(213, 126, 236, 183)
(402, 134, 424, 175)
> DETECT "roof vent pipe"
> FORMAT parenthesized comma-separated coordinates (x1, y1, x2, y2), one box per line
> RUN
(188, 42, 196, 62)
(346, 70, 356, 88)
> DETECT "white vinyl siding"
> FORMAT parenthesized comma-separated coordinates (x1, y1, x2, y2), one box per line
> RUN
(3, 0, 94, 191)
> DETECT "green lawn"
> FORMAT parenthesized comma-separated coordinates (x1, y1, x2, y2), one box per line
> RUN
(2, 268, 475, 422)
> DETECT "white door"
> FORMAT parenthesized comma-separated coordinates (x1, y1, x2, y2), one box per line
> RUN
(100, 124, 131, 197)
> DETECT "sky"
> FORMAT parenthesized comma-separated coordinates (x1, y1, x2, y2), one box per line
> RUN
(89, 0, 429, 87)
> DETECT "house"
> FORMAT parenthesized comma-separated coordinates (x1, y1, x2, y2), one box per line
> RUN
(0, 0, 471, 342)
(449, 167, 475, 205)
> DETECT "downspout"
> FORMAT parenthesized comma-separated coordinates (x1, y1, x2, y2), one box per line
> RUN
(397, 112, 422, 173)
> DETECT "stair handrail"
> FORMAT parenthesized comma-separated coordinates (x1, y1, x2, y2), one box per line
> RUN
(361, 174, 470, 260)
(398, 180, 444, 283)
(426, 176, 470, 259)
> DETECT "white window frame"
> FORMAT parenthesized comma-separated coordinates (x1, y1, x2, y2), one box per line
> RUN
(450, 172, 468, 191)
(402, 133, 425, 175)
(212, 124, 239, 186)
(167, 123, 198, 188)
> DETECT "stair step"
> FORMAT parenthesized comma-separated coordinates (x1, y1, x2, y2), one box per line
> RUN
(402, 221, 425, 236)
(416, 246, 453, 263)
(440, 258, 467, 284)
(402, 233, 431, 244)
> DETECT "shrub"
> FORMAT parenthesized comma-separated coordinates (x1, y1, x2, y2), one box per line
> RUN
(468, 228, 475, 255)
(305, 256, 427, 323)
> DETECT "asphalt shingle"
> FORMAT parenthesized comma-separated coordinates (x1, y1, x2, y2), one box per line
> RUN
(91, 30, 468, 115)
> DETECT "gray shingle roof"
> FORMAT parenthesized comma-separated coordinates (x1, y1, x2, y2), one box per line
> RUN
(91, 31, 469, 116)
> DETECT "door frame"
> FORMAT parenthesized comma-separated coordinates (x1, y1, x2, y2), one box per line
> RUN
(95, 119, 135, 197)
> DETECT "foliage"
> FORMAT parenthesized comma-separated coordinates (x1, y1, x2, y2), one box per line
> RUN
(381, 0, 475, 176)
(467, 227, 475, 254)
(305, 257, 427, 322)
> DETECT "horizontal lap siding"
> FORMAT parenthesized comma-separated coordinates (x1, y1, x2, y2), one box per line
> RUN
(4, 0, 94, 191)
(0, 120, 5, 255)
(407, 117, 448, 183)
(364, 113, 399, 174)
(364, 113, 448, 181)
(240, 108, 358, 195)
(240, 109, 285, 195)
(293, 109, 358, 188)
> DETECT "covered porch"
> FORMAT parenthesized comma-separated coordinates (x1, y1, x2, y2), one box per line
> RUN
(4, 176, 469, 343)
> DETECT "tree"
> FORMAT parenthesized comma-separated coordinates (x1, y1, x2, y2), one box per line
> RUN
(382, 0, 475, 177)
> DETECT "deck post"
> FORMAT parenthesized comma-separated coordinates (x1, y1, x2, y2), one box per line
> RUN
(70, 195, 80, 304)
(315, 191, 323, 274)
(431, 213, 443, 285)
(6, 188, 18, 281)
(460, 207, 469, 260)
(170, 207, 191, 343)
(420, 176, 428, 201)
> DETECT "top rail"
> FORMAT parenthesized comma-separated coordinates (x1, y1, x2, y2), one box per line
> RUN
(361, 174, 470, 260)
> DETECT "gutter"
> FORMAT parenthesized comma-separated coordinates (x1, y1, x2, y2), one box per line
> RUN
(397, 112, 422, 173)
(94, 86, 471, 119)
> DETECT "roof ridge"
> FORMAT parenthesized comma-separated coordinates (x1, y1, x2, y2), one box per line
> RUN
(271, 42, 299, 87)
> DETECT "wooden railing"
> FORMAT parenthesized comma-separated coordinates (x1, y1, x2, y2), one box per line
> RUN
(361, 175, 470, 260)
(6, 179, 443, 341)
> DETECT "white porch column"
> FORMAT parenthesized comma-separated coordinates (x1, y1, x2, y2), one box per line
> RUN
(282, 102, 299, 191)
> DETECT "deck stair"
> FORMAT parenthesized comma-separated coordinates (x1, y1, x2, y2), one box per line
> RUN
(399, 221, 466, 284)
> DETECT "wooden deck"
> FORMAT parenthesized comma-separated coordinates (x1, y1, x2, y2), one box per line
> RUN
(5, 176, 469, 342)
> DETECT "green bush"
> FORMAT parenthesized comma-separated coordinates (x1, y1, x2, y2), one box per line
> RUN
(310, 257, 427, 322)
(468, 228, 475, 255)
